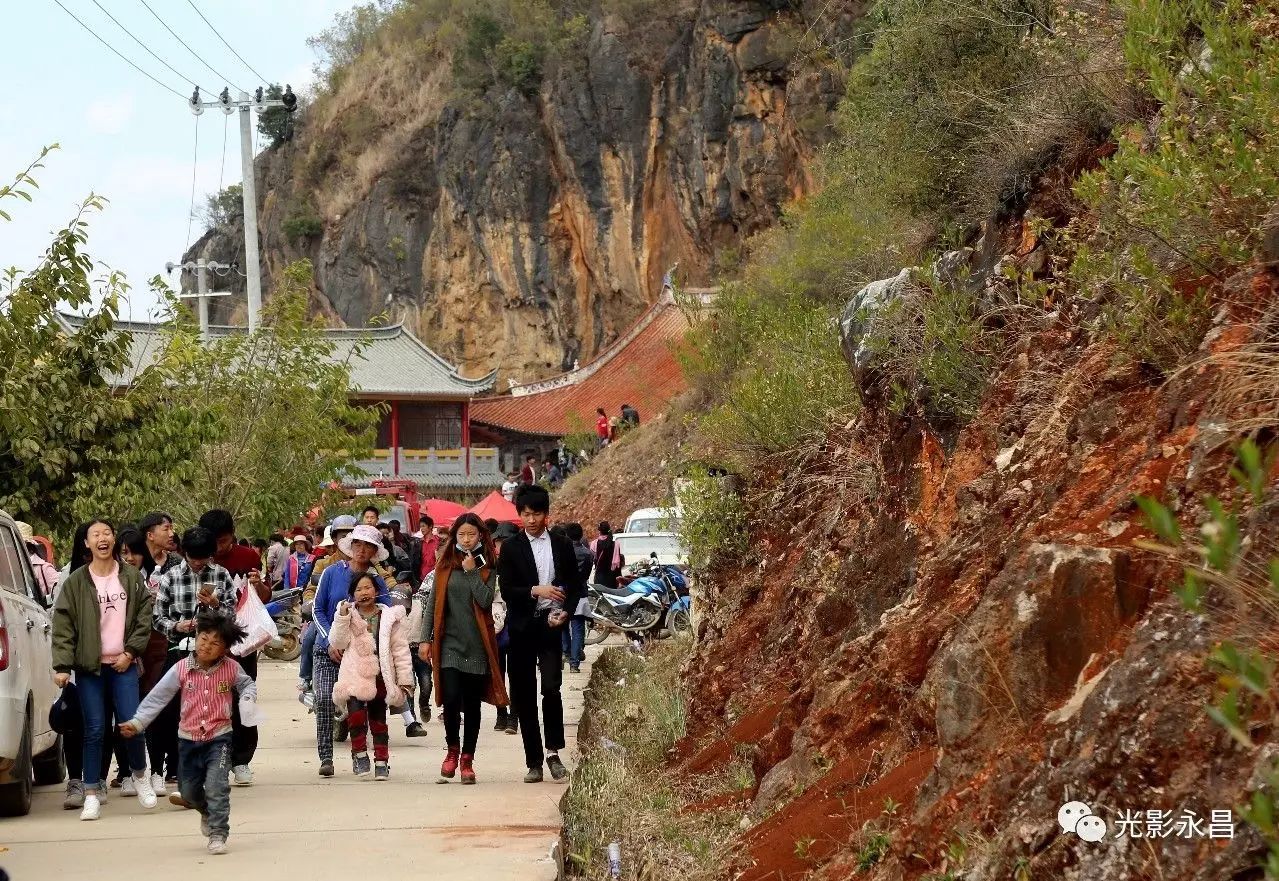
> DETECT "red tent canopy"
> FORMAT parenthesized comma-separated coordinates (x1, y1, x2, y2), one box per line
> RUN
(469, 491, 521, 525)
(418, 498, 469, 527)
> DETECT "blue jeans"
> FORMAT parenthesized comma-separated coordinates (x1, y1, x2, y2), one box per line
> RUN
(179, 733, 232, 838)
(410, 651, 432, 717)
(77, 665, 146, 791)
(567, 616, 587, 666)
(299, 623, 317, 681)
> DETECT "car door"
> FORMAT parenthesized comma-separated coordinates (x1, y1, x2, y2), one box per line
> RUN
(0, 524, 57, 751)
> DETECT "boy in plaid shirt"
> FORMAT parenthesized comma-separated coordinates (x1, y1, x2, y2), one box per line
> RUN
(121, 610, 256, 855)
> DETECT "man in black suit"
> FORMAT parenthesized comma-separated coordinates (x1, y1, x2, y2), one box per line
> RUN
(499, 484, 586, 782)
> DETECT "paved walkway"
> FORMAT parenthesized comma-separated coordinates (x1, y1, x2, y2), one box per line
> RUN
(1, 647, 596, 879)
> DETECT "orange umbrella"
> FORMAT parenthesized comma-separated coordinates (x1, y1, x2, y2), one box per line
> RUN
(419, 498, 469, 527)
(469, 490, 521, 525)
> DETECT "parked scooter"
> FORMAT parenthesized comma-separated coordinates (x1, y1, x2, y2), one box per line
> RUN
(263, 587, 304, 661)
(585, 553, 691, 644)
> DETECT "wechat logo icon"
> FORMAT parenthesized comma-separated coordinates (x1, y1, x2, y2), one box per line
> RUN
(1058, 801, 1108, 843)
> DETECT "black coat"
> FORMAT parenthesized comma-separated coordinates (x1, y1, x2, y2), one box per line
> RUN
(498, 530, 586, 634)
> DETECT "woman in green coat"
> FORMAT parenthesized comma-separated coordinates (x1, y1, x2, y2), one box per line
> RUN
(52, 518, 157, 820)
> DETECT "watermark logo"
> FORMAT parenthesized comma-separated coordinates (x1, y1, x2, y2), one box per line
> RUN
(1058, 801, 1108, 842)
(1058, 802, 1236, 843)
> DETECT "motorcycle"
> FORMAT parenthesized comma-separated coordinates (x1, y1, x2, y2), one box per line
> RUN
(262, 587, 304, 661)
(585, 554, 692, 644)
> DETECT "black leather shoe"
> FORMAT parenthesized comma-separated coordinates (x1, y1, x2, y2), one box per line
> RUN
(318, 761, 334, 778)
(547, 755, 568, 782)
(523, 767, 543, 783)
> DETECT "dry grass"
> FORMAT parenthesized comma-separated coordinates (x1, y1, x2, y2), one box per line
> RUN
(746, 405, 879, 538)
(1204, 335, 1279, 434)
(305, 43, 452, 220)
(564, 639, 739, 880)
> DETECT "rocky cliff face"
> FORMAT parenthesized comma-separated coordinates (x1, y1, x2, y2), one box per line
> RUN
(187, 0, 860, 384)
(555, 228, 1279, 879)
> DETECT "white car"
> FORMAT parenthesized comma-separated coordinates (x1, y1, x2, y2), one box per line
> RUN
(0, 510, 63, 815)
(623, 507, 680, 535)
(614, 531, 688, 569)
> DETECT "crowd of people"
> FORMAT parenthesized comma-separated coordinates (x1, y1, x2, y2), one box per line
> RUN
(19, 482, 612, 857)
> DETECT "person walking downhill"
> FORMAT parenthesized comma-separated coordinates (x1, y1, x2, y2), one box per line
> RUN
(421, 514, 508, 784)
(265, 533, 289, 589)
(427, 511, 511, 782)
(111, 528, 169, 798)
(500, 486, 586, 783)
(311, 523, 390, 777)
(138, 512, 181, 577)
(330, 572, 414, 780)
(120, 609, 257, 855)
(55, 522, 110, 811)
(299, 517, 356, 710)
(563, 523, 595, 674)
(153, 526, 239, 808)
(283, 531, 315, 590)
(490, 522, 520, 735)
(198, 509, 267, 787)
(51, 519, 158, 820)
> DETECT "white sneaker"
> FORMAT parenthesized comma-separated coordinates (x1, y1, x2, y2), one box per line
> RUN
(80, 793, 101, 821)
(121, 776, 136, 796)
(232, 765, 253, 786)
(134, 773, 157, 809)
(207, 836, 228, 855)
(150, 773, 167, 796)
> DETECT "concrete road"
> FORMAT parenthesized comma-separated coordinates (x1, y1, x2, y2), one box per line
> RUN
(0, 648, 595, 879)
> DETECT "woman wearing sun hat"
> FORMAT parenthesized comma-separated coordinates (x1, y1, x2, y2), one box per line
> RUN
(309, 523, 391, 777)
(283, 530, 315, 591)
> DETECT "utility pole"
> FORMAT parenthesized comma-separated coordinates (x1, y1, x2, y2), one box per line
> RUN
(188, 85, 297, 331)
(165, 258, 233, 340)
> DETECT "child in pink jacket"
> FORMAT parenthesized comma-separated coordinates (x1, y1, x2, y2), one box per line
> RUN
(329, 571, 414, 780)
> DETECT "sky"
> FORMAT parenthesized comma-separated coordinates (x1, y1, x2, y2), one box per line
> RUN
(1, 0, 354, 320)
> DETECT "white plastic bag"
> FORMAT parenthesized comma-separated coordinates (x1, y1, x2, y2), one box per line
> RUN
(238, 697, 266, 727)
(232, 576, 277, 657)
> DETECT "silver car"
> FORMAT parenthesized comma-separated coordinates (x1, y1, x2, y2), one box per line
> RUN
(0, 510, 63, 815)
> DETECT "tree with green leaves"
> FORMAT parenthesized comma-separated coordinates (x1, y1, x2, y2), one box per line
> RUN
(256, 85, 294, 147)
(147, 260, 381, 537)
(2, 148, 379, 543)
(0, 147, 205, 536)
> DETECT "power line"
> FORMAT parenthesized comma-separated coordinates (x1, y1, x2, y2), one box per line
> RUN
(136, 0, 245, 93)
(185, 113, 200, 251)
(88, 0, 212, 93)
(185, 0, 268, 84)
(51, 0, 186, 100)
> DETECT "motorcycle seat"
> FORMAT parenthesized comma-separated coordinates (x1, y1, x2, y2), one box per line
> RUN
(591, 584, 635, 598)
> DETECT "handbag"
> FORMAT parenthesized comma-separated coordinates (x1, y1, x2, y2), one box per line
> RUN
(231, 576, 278, 657)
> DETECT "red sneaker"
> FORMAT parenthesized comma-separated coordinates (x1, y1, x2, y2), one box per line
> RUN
(440, 747, 459, 780)
(460, 754, 476, 785)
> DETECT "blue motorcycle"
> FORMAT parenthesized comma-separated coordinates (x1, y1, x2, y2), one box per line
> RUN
(586, 556, 692, 643)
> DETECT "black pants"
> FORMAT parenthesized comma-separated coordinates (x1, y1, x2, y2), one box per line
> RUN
(152, 649, 185, 779)
(509, 618, 565, 769)
(440, 667, 485, 754)
(231, 651, 258, 767)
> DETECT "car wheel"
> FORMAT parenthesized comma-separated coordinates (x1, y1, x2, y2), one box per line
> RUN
(0, 710, 33, 816)
(33, 733, 66, 786)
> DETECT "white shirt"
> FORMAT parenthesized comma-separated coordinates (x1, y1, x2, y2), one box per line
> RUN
(527, 530, 553, 585)
(527, 530, 559, 613)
